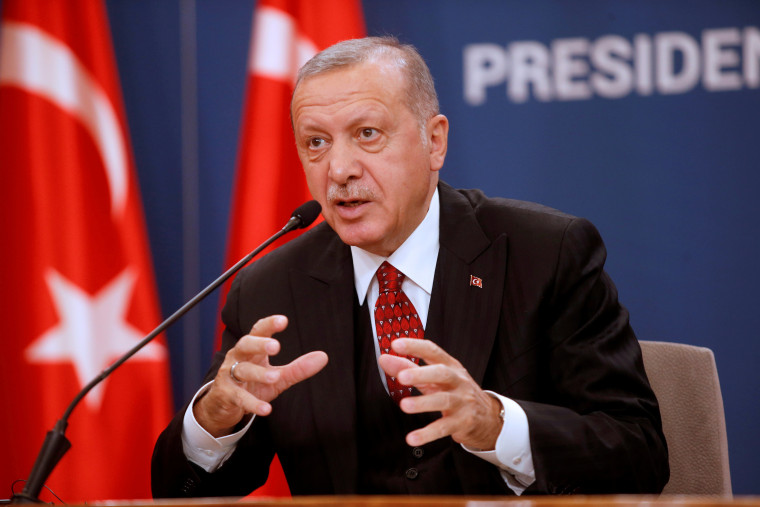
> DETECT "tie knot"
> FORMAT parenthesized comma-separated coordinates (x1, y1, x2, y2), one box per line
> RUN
(376, 261, 405, 293)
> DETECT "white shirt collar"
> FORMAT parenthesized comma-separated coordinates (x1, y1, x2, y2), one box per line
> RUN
(351, 188, 440, 304)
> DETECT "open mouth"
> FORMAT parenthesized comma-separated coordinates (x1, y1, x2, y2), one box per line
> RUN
(337, 199, 367, 208)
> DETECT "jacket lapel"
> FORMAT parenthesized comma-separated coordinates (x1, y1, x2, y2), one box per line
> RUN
(429, 183, 512, 493)
(288, 229, 358, 493)
(427, 183, 508, 385)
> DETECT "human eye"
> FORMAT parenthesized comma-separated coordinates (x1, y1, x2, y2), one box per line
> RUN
(355, 126, 386, 153)
(307, 136, 326, 150)
(359, 128, 377, 139)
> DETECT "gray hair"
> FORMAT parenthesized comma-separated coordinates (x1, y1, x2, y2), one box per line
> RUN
(294, 36, 440, 127)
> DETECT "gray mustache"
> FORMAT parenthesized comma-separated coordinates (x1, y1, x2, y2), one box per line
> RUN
(326, 184, 377, 203)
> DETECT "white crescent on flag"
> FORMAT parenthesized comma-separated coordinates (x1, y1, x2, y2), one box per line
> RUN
(0, 21, 128, 217)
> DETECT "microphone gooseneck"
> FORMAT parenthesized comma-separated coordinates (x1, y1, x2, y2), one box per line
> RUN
(11, 201, 321, 504)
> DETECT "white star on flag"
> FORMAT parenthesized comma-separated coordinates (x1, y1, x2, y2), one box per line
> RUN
(25, 268, 166, 410)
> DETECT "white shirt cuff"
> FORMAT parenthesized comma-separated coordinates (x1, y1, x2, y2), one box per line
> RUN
(181, 381, 255, 472)
(462, 391, 536, 495)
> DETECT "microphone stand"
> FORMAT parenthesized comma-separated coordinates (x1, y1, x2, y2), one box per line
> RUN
(11, 210, 314, 504)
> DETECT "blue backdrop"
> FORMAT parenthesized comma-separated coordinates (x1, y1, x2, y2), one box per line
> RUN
(5, 0, 758, 494)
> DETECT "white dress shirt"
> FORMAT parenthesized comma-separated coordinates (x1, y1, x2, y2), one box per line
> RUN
(182, 189, 536, 494)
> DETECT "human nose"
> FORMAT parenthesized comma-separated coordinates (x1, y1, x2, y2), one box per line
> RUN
(327, 140, 362, 184)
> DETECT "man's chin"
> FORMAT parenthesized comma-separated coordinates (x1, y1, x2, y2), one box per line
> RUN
(334, 227, 388, 256)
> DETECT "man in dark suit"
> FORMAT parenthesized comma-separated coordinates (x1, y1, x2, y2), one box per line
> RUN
(152, 36, 669, 497)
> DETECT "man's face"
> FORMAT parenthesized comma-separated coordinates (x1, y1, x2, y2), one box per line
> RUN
(291, 60, 448, 257)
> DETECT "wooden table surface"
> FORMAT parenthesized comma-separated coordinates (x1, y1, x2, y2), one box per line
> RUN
(90, 495, 760, 507)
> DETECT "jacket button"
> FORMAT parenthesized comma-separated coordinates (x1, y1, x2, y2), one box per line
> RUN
(181, 478, 195, 494)
(405, 467, 419, 480)
(412, 447, 424, 458)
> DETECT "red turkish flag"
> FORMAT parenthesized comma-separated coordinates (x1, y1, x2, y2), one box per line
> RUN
(0, 1, 172, 502)
(223, 0, 364, 498)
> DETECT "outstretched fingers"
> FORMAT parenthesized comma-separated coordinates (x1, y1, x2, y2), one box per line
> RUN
(194, 314, 327, 436)
(391, 338, 464, 369)
(377, 353, 418, 378)
(382, 338, 503, 450)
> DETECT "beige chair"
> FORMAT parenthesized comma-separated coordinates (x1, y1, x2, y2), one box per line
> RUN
(639, 340, 732, 495)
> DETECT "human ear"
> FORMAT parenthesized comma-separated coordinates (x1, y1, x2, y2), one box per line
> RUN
(427, 114, 449, 172)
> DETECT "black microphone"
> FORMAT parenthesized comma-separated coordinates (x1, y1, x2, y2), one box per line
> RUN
(11, 200, 321, 504)
(282, 199, 322, 232)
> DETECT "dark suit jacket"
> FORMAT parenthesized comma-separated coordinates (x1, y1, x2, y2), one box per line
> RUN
(152, 182, 669, 497)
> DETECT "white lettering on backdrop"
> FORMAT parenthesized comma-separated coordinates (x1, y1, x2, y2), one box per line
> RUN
(463, 26, 760, 105)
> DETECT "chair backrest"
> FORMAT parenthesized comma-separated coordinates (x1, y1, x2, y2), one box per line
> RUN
(639, 340, 732, 495)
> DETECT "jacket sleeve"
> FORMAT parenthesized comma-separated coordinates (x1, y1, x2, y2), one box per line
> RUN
(518, 217, 669, 494)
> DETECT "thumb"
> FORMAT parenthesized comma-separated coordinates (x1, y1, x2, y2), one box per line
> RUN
(278, 351, 329, 388)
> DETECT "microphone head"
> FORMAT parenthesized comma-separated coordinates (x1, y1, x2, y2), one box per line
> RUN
(291, 200, 322, 229)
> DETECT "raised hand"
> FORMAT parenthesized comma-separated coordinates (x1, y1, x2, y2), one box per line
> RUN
(378, 338, 503, 450)
(193, 315, 328, 437)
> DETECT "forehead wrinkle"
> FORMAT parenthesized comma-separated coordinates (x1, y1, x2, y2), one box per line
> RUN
(294, 95, 393, 134)
(292, 60, 408, 127)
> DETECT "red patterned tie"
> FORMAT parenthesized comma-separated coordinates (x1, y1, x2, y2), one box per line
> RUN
(374, 261, 425, 402)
